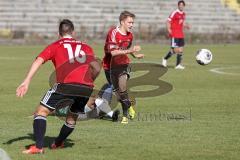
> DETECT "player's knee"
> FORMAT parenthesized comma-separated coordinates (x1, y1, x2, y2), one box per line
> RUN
(174, 48, 180, 54)
(178, 47, 184, 53)
(66, 112, 78, 125)
(176, 50, 183, 55)
(173, 48, 177, 53)
(66, 118, 76, 125)
(35, 105, 51, 117)
(64, 121, 76, 128)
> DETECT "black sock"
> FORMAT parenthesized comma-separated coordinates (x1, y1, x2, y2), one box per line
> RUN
(121, 100, 130, 117)
(164, 51, 173, 60)
(33, 115, 47, 149)
(119, 91, 131, 117)
(176, 54, 183, 66)
(54, 122, 75, 146)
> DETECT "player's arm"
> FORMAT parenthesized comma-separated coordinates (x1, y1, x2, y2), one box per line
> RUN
(89, 58, 102, 81)
(131, 53, 144, 59)
(110, 45, 142, 57)
(184, 22, 190, 30)
(167, 11, 175, 35)
(166, 20, 172, 35)
(111, 47, 135, 56)
(130, 46, 144, 59)
(16, 57, 44, 98)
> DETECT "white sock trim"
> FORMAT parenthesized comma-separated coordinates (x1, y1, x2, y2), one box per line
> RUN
(64, 122, 75, 129)
(107, 111, 113, 117)
(34, 115, 47, 121)
(84, 105, 93, 113)
(95, 98, 104, 107)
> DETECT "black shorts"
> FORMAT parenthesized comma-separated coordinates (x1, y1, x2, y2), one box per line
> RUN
(40, 83, 92, 114)
(171, 38, 185, 48)
(104, 65, 131, 91)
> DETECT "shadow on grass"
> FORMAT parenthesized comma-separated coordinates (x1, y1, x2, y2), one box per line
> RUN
(2, 133, 75, 149)
(166, 65, 176, 69)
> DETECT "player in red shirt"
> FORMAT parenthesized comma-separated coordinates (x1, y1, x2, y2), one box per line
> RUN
(16, 19, 101, 154)
(162, 0, 190, 69)
(103, 11, 144, 124)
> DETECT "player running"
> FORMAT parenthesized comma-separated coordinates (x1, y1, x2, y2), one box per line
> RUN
(103, 11, 144, 124)
(162, 0, 190, 69)
(16, 19, 101, 154)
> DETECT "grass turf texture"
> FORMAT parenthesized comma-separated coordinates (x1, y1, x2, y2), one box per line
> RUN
(0, 44, 239, 160)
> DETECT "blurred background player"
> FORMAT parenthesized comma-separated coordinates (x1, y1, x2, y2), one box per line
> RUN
(162, 0, 190, 69)
(16, 19, 101, 154)
(102, 11, 144, 124)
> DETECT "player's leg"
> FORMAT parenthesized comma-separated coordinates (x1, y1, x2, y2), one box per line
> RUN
(99, 85, 120, 120)
(162, 38, 176, 67)
(84, 96, 96, 113)
(118, 79, 136, 119)
(94, 97, 120, 121)
(108, 66, 133, 123)
(22, 105, 51, 154)
(86, 92, 120, 121)
(117, 73, 133, 124)
(98, 70, 119, 117)
(119, 66, 136, 120)
(175, 47, 184, 66)
(23, 86, 60, 154)
(52, 97, 89, 148)
(84, 86, 118, 121)
(174, 38, 185, 69)
(55, 96, 119, 122)
(99, 83, 113, 103)
(165, 49, 174, 60)
(52, 110, 78, 149)
(100, 69, 114, 103)
(33, 106, 51, 147)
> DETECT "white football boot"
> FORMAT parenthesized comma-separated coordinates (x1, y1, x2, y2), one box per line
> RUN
(175, 64, 185, 70)
(162, 58, 167, 67)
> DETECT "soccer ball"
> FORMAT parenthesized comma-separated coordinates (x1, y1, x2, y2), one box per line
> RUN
(196, 49, 213, 65)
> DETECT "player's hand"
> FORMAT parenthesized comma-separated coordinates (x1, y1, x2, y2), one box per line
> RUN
(184, 24, 190, 30)
(16, 81, 29, 98)
(135, 53, 144, 59)
(168, 29, 172, 35)
(133, 45, 141, 52)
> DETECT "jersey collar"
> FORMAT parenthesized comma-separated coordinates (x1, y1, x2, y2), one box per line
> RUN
(177, 9, 184, 14)
(62, 35, 73, 39)
(117, 26, 127, 36)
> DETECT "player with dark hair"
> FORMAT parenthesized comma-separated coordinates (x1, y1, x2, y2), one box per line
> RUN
(162, 0, 190, 69)
(16, 19, 101, 154)
(103, 11, 144, 124)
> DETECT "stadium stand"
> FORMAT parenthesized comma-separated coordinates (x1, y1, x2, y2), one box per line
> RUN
(0, 0, 240, 40)
(221, 0, 240, 13)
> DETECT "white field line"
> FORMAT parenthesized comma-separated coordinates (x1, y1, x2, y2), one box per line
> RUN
(209, 66, 240, 76)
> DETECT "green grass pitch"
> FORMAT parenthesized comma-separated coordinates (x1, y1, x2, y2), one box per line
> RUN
(0, 44, 239, 160)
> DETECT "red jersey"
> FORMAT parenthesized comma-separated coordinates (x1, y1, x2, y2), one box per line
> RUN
(168, 9, 186, 38)
(103, 26, 133, 70)
(38, 37, 95, 87)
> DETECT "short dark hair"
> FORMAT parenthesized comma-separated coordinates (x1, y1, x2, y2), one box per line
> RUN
(59, 19, 74, 37)
(119, 11, 136, 23)
(178, 0, 185, 6)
